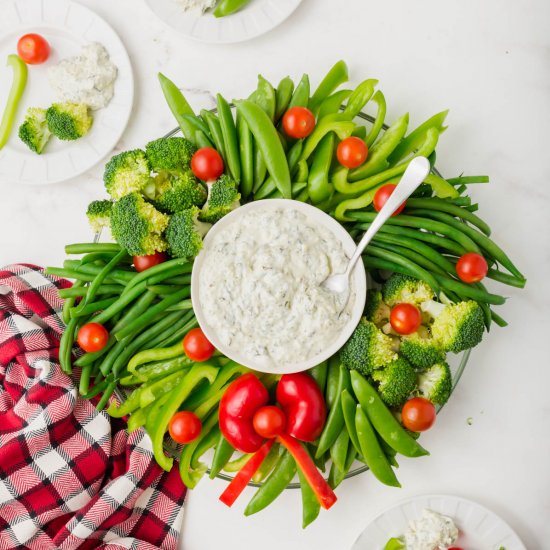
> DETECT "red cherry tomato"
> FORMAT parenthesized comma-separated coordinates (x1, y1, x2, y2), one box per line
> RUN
(336, 137, 368, 168)
(168, 411, 202, 444)
(282, 107, 316, 139)
(455, 252, 488, 283)
(17, 33, 50, 64)
(183, 328, 215, 362)
(390, 303, 422, 335)
(77, 322, 109, 353)
(133, 251, 168, 272)
(252, 406, 286, 439)
(373, 184, 406, 215)
(402, 397, 436, 432)
(191, 147, 224, 181)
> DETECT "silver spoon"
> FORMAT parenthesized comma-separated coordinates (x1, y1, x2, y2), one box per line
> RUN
(323, 156, 431, 300)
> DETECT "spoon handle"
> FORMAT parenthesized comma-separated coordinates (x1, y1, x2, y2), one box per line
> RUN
(345, 156, 431, 276)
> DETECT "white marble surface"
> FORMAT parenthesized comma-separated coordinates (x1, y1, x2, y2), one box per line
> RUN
(1, 0, 549, 548)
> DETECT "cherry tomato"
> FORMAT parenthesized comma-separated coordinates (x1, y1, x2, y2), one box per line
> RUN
(373, 184, 406, 215)
(336, 136, 368, 168)
(77, 322, 109, 353)
(133, 251, 168, 272)
(191, 147, 224, 181)
(455, 252, 488, 283)
(282, 107, 316, 139)
(17, 33, 50, 64)
(169, 411, 202, 444)
(402, 397, 436, 432)
(183, 328, 215, 362)
(390, 303, 422, 335)
(253, 406, 286, 439)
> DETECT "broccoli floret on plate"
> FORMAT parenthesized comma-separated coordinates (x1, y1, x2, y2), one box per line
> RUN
(18, 107, 52, 154)
(417, 362, 452, 405)
(422, 299, 485, 353)
(364, 289, 391, 326)
(110, 192, 169, 256)
(103, 149, 152, 200)
(165, 207, 212, 259)
(341, 318, 398, 375)
(86, 200, 113, 234)
(46, 102, 93, 141)
(151, 171, 207, 214)
(382, 273, 434, 307)
(399, 326, 446, 370)
(200, 174, 240, 223)
(145, 137, 196, 173)
(372, 357, 417, 407)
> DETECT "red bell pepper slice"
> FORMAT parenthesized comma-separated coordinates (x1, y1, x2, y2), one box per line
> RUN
(277, 432, 337, 510)
(219, 439, 274, 507)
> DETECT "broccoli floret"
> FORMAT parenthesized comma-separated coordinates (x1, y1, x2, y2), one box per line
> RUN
(145, 137, 196, 173)
(364, 289, 391, 326)
(199, 174, 241, 223)
(417, 362, 452, 405)
(86, 200, 113, 234)
(422, 299, 485, 353)
(165, 207, 212, 259)
(46, 102, 93, 141)
(382, 273, 434, 307)
(110, 192, 169, 256)
(371, 357, 417, 407)
(341, 318, 398, 375)
(151, 171, 207, 214)
(103, 149, 153, 200)
(18, 107, 52, 154)
(399, 326, 446, 370)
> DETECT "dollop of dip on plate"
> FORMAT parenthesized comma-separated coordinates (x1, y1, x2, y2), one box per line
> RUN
(198, 207, 353, 368)
(48, 42, 118, 110)
(403, 509, 459, 550)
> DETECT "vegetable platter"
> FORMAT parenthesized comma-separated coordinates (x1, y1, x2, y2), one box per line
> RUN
(46, 60, 526, 527)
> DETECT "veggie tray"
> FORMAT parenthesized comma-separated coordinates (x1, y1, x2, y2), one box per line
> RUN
(46, 61, 526, 527)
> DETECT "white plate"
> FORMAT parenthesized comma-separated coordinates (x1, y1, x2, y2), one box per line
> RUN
(0, 0, 133, 185)
(144, 0, 303, 44)
(351, 494, 526, 550)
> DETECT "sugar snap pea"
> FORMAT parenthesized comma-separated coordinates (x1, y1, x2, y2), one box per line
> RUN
(298, 468, 321, 529)
(236, 114, 253, 197)
(201, 109, 227, 162)
(274, 76, 294, 122)
(309, 361, 328, 393)
(341, 389, 361, 455)
(253, 75, 276, 121)
(209, 435, 235, 479)
(330, 428, 350, 473)
(217, 94, 241, 183)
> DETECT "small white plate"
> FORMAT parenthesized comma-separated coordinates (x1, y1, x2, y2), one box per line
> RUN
(0, 0, 133, 185)
(144, 0, 303, 44)
(351, 494, 526, 550)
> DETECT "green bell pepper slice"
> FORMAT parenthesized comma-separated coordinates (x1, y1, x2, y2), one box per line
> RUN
(0, 54, 27, 150)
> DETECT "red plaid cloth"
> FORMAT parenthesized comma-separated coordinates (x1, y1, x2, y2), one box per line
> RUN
(0, 265, 186, 549)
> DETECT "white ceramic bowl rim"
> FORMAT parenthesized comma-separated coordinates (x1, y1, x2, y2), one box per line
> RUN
(191, 199, 367, 374)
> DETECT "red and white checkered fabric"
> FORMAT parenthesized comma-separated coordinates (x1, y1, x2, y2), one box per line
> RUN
(0, 265, 186, 549)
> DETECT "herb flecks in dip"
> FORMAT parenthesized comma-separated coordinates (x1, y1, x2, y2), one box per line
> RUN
(198, 207, 353, 367)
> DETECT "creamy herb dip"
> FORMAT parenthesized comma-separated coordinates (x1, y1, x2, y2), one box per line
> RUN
(48, 43, 118, 110)
(174, 0, 217, 12)
(198, 207, 353, 368)
(403, 509, 459, 550)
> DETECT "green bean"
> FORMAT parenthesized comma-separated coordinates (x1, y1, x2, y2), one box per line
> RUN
(309, 60, 349, 113)
(274, 76, 295, 122)
(209, 435, 235, 479)
(351, 371, 428, 458)
(46, 268, 111, 284)
(387, 110, 449, 165)
(62, 261, 135, 283)
(407, 209, 524, 279)
(92, 281, 148, 325)
(317, 89, 352, 119)
(487, 268, 526, 288)
(201, 109, 227, 161)
(288, 74, 310, 109)
(79, 251, 121, 265)
(490, 309, 508, 327)
(81, 379, 109, 400)
(59, 284, 123, 299)
(236, 114, 254, 198)
(368, 242, 447, 277)
(74, 336, 117, 367)
(59, 318, 78, 374)
(65, 243, 121, 254)
(348, 211, 480, 252)
(62, 280, 84, 324)
(356, 406, 400, 487)
(122, 257, 190, 296)
(447, 175, 490, 185)
(244, 450, 297, 516)
(406, 198, 491, 236)
(153, 315, 197, 349)
(432, 273, 506, 305)
(96, 380, 117, 411)
(298, 468, 321, 529)
(217, 94, 241, 183)
(236, 99, 291, 198)
(364, 90, 386, 147)
(344, 78, 378, 118)
(309, 361, 328, 393)
(70, 296, 118, 319)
